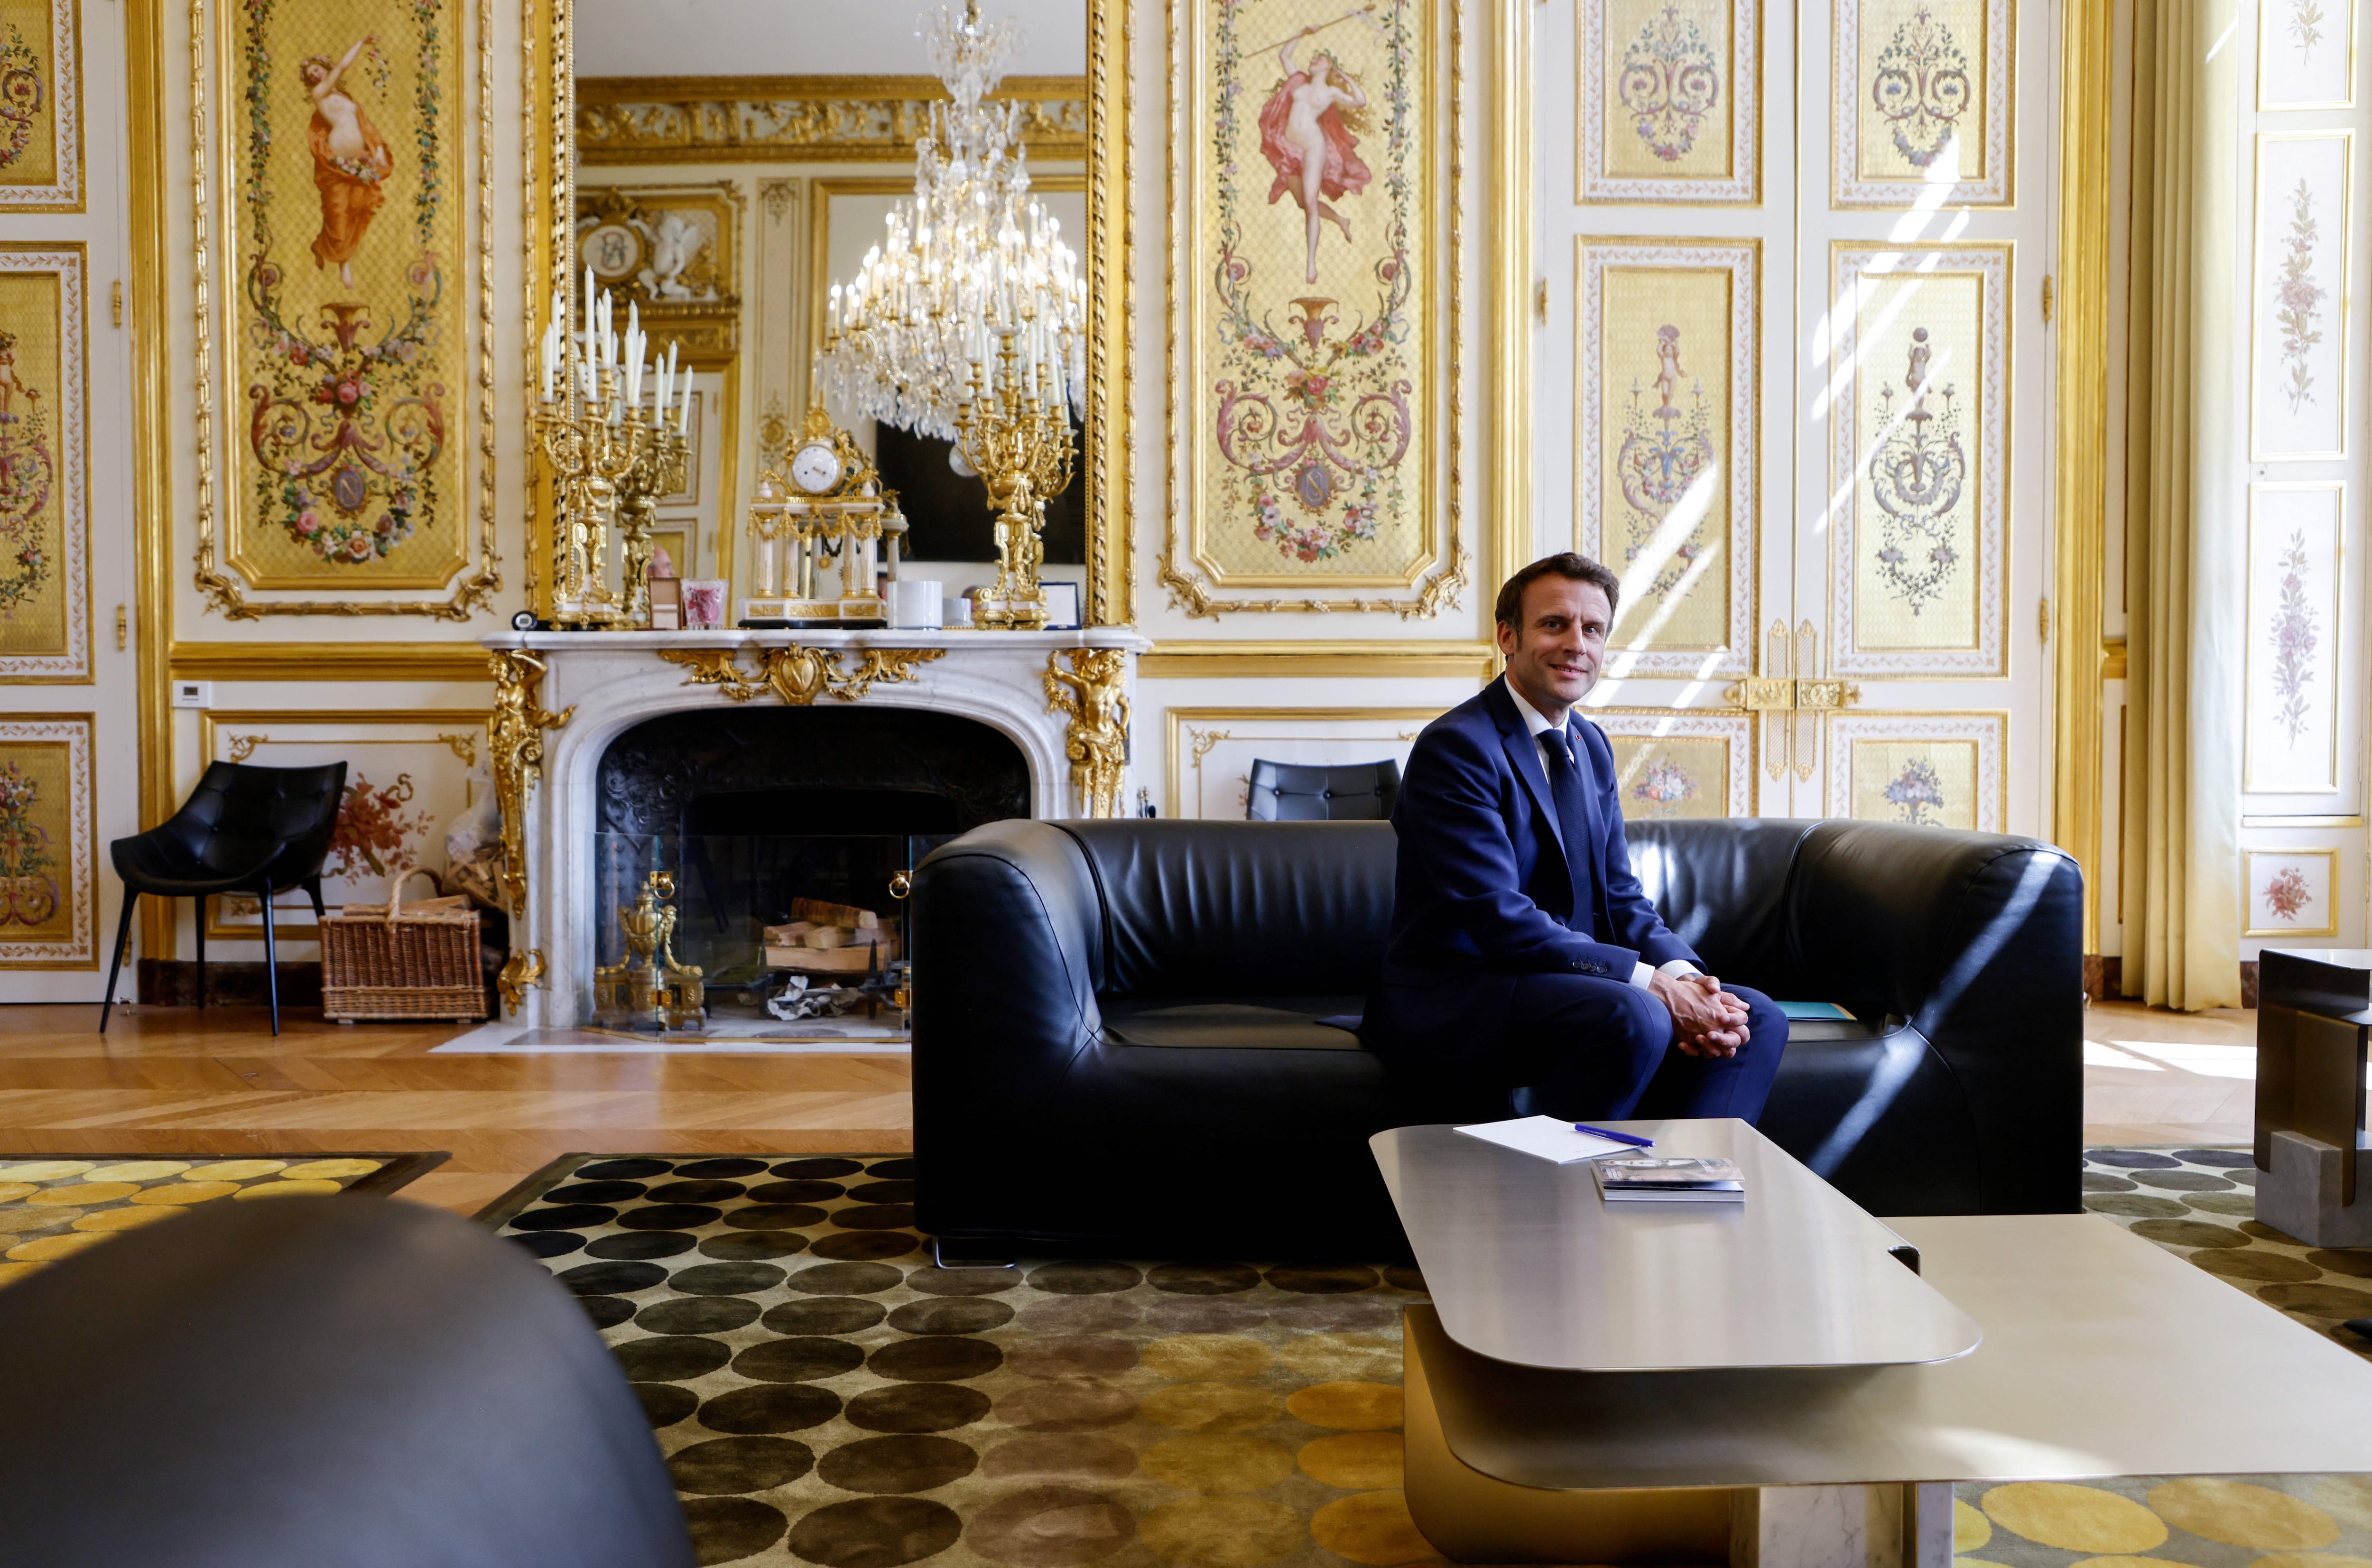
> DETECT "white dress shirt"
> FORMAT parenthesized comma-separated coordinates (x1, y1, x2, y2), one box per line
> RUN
(1505, 683, 1703, 992)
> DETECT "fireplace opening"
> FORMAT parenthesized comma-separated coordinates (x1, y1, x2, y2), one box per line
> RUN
(592, 706, 1028, 1040)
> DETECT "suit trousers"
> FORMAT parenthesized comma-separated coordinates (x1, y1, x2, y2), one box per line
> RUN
(1500, 974, 1788, 1123)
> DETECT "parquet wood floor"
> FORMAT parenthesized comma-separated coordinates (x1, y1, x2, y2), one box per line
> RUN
(0, 997, 2254, 1222)
(0, 1004, 912, 1217)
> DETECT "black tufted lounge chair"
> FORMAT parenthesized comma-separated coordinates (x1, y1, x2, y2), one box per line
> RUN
(102, 761, 347, 1035)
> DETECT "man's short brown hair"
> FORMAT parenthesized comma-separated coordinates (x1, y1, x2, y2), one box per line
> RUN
(1495, 553, 1621, 633)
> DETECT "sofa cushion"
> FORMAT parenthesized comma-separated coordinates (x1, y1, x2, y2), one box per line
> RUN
(1103, 998, 1366, 1051)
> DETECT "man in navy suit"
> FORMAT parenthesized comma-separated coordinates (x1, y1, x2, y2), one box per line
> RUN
(1369, 553, 1788, 1121)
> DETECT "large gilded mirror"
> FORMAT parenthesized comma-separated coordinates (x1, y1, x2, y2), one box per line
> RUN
(562, 0, 1124, 623)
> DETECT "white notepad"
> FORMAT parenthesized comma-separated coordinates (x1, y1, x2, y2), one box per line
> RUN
(1452, 1114, 1643, 1164)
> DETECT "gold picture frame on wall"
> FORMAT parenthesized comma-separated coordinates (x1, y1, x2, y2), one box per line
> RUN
(0, 241, 91, 683)
(0, 711, 96, 968)
(193, 0, 500, 620)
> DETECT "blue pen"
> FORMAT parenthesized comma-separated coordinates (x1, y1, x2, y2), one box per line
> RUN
(1574, 1123, 1654, 1147)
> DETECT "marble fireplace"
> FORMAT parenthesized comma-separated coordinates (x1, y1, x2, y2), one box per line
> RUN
(480, 628, 1147, 1030)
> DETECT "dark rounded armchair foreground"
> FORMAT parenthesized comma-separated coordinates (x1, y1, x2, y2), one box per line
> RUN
(0, 1197, 691, 1567)
(911, 816, 2084, 1257)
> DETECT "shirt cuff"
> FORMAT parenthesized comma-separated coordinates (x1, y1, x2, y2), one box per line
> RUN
(1632, 959, 1702, 989)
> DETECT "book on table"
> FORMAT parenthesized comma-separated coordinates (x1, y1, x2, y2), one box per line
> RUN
(1593, 1156, 1746, 1203)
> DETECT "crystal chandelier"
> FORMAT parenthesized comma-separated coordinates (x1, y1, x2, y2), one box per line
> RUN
(814, 1, 1086, 443)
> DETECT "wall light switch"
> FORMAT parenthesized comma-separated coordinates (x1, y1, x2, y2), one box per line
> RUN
(171, 680, 213, 710)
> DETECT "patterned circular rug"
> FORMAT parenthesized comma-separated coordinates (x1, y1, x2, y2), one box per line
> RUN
(488, 1150, 2372, 1568)
(2080, 1145, 2372, 1362)
(0, 1151, 443, 1290)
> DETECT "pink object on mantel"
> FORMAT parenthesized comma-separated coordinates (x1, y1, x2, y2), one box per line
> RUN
(683, 579, 728, 630)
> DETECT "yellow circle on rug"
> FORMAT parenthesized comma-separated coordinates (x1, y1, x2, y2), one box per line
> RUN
(0, 1261, 42, 1287)
(1285, 1382, 1403, 1431)
(2146, 1481, 2339, 1550)
(278, 1159, 380, 1180)
(2248, 1556, 2372, 1568)
(233, 1179, 342, 1200)
(1310, 1491, 1434, 1567)
(1140, 1434, 1296, 1494)
(2069, 1557, 2206, 1568)
(8, 1232, 113, 1262)
(26, 1182, 139, 1206)
(1144, 1335, 1273, 1382)
(1140, 1383, 1283, 1433)
(1955, 1501, 1993, 1552)
(186, 1160, 287, 1182)
(0, 1182, 36, 1204)
(0, 1205, 75, 1231)
(73, 1205, 184, 1232)
(1299, 1432, 1404, 1491)
(136, 1181, 236, 1204)
(1139, 1496, 1302, 1568)
(83, 1160, 192, 1182)
(1982, 1484, 2168, 1554)
(0, 1161, 92, 1181)
(2311, 1478, 2372, 1531)
(1276, 1333, 1400, 1383)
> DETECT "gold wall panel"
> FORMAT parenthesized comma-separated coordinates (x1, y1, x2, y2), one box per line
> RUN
(0, 244, 87, 682)
(1575, 240, 1757, 675)
(1590, 706, 1755, 816)
(0, 0, 79, 211)
(0, 712, 93, 966)
(1165, 0, 1466, 617)
(1833, 0, 2012, 206)
(197, 0, 499, 618)
(1825, 711, 2006, 832)
(1580, 0, 1759, 203)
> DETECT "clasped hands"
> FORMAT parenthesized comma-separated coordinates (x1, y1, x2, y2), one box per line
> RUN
(1647, 969, 1751, 1059)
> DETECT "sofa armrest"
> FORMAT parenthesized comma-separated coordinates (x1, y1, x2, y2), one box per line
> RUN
(911, 820, 1105, 1113)
(1786, 821, 2084, 1213)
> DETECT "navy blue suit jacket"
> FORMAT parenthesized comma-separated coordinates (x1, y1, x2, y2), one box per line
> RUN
(1368, 677, 1698, 1073)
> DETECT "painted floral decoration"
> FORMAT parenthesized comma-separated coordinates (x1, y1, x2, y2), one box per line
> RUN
(0, 759, 56, 926)
(2277, 178, 2325, 417)
(2265, 864, 2313, 921)
(1870, 7, 1972, 170)
(1631, 758, 1700, 818)
(1883, 756, 1946, 826)
(0, 325, 55, 615)
(1618, 3, 1721, 162)
(326, 770, 431, 882)
(2270, 527, 2319, 745)
(2289, 0, 2326, 63)
(0, 26, 43, 171)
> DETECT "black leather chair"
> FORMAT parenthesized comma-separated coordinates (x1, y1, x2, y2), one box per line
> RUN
(103, 761, 347, 1035)
(0, 1197, 693, 1567)
(912, 816, 2083, 1257)
(1246, 758, 1401, 820)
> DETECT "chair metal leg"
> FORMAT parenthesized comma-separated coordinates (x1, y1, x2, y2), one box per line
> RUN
(305, 878, 326, 923)
(99, 891, 136, 1034)
(195, 907, 206, 1011)
(259, 882, 279, 1037)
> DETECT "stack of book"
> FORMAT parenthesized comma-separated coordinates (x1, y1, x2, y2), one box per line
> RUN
(1592, 1156, 1746, 1203)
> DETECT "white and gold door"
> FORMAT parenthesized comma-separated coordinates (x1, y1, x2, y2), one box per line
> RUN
(1538, 0, 2057, 837)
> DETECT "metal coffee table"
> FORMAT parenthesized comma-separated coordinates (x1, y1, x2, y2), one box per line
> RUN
(1374, 1120, 2372, 1568)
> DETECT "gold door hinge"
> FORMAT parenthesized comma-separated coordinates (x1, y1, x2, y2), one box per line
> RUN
(1534, 278, 1549, 324)
(2041, 275, 2054, 324)
(113, 603, 126, 650)
(2038, 596, 2051, 643)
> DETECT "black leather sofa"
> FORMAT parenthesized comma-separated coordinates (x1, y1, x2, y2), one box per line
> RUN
(912, 816, 2082, 1257)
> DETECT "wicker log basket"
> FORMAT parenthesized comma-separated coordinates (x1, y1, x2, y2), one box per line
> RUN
(321, 870, 488, 1024)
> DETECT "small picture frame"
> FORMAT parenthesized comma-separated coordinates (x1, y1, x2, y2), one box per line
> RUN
(1042, 582, 1082, 630)
(649, 575, 683, 632)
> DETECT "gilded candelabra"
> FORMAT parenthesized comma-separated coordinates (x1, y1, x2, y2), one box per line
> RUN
(955, 326, 1074, 630)
(535, 276, 693, 629)
(615, 421, 690, 626)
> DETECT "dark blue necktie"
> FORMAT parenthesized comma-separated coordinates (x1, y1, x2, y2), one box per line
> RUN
(1540, 725, 1594, 936)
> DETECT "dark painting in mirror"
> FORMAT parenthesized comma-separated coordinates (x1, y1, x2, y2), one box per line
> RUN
(875, 421, 1087, 565)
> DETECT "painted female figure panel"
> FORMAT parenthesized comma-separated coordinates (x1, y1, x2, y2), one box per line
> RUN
(302, 36, 392, 289)
(1259, 27, 1371, 286)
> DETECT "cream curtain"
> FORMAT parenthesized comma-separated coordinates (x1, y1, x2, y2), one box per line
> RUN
(2121, 0, 2244, 1010)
